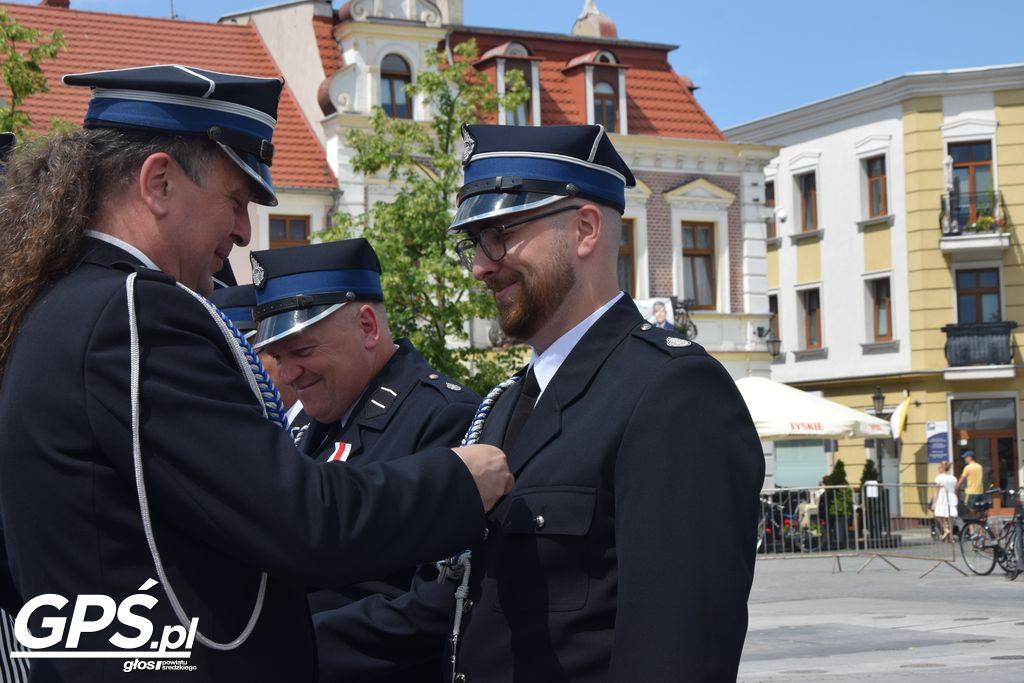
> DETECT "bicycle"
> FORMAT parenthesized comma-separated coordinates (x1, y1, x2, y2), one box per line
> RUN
(757, 497, 802, 557)
(996, 488, 1024, 580)
(959, 488, 1003, 576)
(670, 296, 698, 341)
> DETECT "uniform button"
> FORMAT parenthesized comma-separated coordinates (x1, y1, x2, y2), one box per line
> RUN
(534, 515, 545, 529)
(428, 373, 440, 379)
(455, 674, 466, 683)
(482, 527, 489, 541)
(640, 323, 653, 331)
(464, 598, 474, 613)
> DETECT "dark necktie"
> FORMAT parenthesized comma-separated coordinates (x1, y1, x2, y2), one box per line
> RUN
(503, 367, 540, 450)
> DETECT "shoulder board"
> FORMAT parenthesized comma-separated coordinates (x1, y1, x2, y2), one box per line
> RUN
(630, 321, 705, 357)
(419, 371, 474, 402)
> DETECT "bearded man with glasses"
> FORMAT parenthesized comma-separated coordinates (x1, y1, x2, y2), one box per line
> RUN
(440, 123, 765, 682)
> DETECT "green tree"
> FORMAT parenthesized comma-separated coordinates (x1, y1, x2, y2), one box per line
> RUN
(319, 40, 528, 395)
(825, 458, 853, 517)
(0, 8, 66, 136)
(859, 458, 879, 487)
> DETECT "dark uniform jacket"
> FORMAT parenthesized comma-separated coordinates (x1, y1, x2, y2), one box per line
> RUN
(452, 296, 764, 682)
(0, 239, 484, 682)
(304, 341, 479, 682)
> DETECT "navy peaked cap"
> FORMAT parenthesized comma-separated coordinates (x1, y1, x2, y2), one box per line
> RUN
(62, 64, 282, 206)
(209, 284, 257, 335)
(450, 124, 636, 232)
(249, 239, 383, 350)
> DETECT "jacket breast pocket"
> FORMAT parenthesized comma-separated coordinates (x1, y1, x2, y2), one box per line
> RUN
(490, 486, 596, 613)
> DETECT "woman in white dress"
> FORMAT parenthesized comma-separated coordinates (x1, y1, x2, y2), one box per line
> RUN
(931, 460, 959, 541)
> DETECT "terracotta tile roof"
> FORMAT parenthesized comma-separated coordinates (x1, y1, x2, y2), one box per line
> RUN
(313, 13, 343, 77)
(451, 30, 723, 141)
(0, 2, 336, 191)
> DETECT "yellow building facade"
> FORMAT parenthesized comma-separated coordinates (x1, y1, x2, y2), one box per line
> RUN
(727, 66, 1024, 516)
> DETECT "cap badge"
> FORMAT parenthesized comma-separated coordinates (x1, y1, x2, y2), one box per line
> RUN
(250, 254, 266, 288)
(666, 337, 692, 348)
(461, 127, 476, 165)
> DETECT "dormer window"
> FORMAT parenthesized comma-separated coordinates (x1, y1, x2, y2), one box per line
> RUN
(593, 80, 616, 132)
(380, 54, 412, 119)
(590, 50, 623, 133)
(488, 41, 540, 127)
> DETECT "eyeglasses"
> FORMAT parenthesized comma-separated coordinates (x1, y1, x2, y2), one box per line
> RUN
(454, 205, 582, 270)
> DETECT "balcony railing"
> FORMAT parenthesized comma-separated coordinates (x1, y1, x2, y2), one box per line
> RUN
(939, 190, 1009, 236)
(941, 321, 1018, 366)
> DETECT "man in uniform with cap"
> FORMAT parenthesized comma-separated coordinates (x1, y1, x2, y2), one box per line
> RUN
(250, 238, 480, 465)
(443, 124, 764, 682)
(249, 238, 482, 679)
(0, 65, 512, 682)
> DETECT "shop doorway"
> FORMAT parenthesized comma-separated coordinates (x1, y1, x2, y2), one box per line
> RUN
(951, 398, 1018, 514)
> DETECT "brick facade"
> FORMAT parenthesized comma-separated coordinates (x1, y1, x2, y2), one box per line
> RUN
(636, 171, 744, 313)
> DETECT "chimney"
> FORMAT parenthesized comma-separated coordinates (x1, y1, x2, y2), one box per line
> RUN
(39, 0, 70, 7)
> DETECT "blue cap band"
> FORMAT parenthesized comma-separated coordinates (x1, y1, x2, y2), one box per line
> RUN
(221, 307, 254, 326)
(86, 97, 274, 142)
(464, 156, 625, 212)
(254, 269, 383, 306)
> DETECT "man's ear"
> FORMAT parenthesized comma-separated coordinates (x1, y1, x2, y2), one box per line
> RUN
(138, 152, 176, 218)
(575, 203, 602, 258)
(356, 304, 381, 349)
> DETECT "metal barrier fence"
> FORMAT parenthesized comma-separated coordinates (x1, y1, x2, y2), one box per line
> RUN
(757, 484, 960, 572)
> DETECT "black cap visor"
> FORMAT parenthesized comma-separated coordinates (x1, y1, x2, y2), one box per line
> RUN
(449, 192, 563, 233)
(218, 142, 277, 207)
(253, 303, 346, 351)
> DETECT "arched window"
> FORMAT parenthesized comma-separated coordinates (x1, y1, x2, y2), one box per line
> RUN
(596, 50, 617, 64)
(594, 80, 616, 132)
(380, 54, 412, 119)
(503, 42, 533, 126)
(505, 63, 532, 126)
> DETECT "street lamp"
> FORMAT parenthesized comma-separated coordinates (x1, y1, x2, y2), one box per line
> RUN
(766, 331, 782, 359)
(872, 385, 885, 415)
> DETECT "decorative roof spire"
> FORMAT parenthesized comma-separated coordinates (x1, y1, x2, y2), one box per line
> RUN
(571, 0, 618, 38)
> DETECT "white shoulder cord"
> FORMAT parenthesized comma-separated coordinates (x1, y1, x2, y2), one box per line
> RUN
(126, 272, 274, 651)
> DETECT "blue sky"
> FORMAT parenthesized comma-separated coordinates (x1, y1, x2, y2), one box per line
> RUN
(8, 0, 1024, 129)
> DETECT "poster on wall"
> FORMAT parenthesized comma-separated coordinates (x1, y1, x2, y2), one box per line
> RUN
(926, 421, 949, 463)
(635, 297, 675, 331)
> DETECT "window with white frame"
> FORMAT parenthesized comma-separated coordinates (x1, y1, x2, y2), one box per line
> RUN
(681, 221, 715, 309)
(500, 42, 537, 126)
(380, 54, 412, 119)
(797, 172, 817, 232)
(867, 277, 892, 342)
(800, 288, 822, 349)
(865, 156, 887, 219)
(592, 50, 620, 133)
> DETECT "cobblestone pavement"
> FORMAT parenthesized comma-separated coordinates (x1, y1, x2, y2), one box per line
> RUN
(740, 555, 1024, 682)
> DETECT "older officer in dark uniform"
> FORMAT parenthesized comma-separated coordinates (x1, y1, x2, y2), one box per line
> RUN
(444, 124, 764, 682)
(0, 65, 511, 682)
(251, 239, 480, 464)
(250, 239, 480, 680)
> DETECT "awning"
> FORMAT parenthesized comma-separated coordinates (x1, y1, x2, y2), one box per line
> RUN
(735, 376, 892, 441)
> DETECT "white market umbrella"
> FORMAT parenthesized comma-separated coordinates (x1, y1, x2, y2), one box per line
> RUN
(735, 376, 891, 441)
